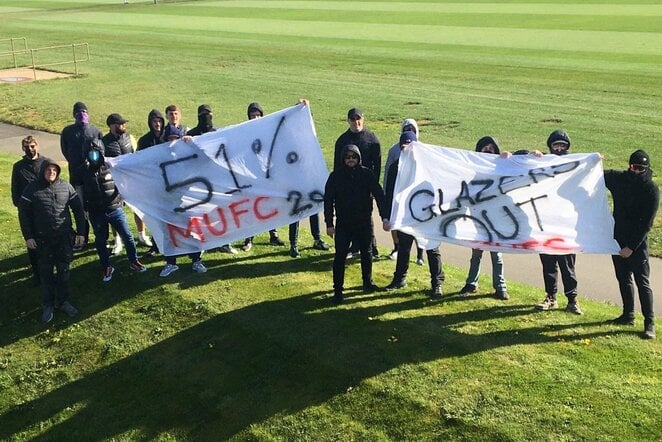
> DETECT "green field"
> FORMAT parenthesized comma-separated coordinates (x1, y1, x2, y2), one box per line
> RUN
(1, 1, 661, 440)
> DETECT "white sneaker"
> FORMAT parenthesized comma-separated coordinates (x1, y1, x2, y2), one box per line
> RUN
(192, 261, 207, 273)
(416, 258, 424, 266)
(160, 263, 179, 277)
(138, 232, 153, 247)
(111, 237, 124, 255)
(388, 249, 398, 260)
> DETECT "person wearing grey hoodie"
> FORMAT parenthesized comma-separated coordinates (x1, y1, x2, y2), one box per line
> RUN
(383, 118, 425, 264)
(459, 136, 509, 300)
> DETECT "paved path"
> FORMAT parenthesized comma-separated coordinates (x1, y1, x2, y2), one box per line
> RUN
(1, 122, 659, 314)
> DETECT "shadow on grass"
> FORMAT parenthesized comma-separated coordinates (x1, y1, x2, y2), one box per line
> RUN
(0, 290, 619, 440)
(0, 247, 334, 347)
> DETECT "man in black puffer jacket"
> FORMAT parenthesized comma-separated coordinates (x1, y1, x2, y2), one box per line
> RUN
(324, 144, 387, 304)
(101, 113, 133, 157)
(79, 145, 146, 283)
(604, 149, 659, 339)
(18, 160, 86, 324)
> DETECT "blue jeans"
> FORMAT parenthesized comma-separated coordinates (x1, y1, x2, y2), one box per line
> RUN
(465, 249, 506, 291)
(89, 207, 138, 268)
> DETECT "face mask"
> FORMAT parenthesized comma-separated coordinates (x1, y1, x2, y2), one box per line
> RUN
(199, 113, 213, 128)
(75, 112, 89, 125)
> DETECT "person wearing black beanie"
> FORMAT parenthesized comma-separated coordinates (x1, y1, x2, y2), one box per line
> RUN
(604, 149, 659, 339)
(536, 129, 582, 314)
(60, 101, 103, 248)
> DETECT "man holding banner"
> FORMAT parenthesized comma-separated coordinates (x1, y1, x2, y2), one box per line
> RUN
(604, 150, 659, 339)
(536, 130, 582, 315)
(383, 131, 443, 299)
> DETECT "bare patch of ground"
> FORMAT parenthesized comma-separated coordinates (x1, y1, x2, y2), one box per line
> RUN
(0, 68, 72, 83)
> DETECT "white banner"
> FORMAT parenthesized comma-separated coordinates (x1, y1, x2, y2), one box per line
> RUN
(390, 142, 619, 254)
(107, 104, 328, 255)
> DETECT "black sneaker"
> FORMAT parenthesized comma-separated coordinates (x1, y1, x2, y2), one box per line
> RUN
(494, 290, 510, 300)
(332, 292, 344, 305)
(610, 314, 635, 325)
(270, 236, 285, 246)
(642, 322, 656, 340)
(58, 301, 79, 318)
(459, 284, 477, 296)
(385, 280, 407, 291)
(290, 247, 301, 258)
(565, 301, 583, 315)
(429, 286, 442, 299)
(363, 283, 380, 294)
(312, 239, 330, 251)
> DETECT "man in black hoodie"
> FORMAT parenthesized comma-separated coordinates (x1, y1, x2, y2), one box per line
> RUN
(324, 144, 387, 304)
(604, 150, 659, 339)
(240, 102, 285, 252)
(137, 109, 165, 150)
(19, 160, 86, 324)
(12, 136, 49, 286)
(136, 108, 167, 254)
(334, 107, 382, 259)
(459, 136, 509, 300)
(186, 104, 217, 136)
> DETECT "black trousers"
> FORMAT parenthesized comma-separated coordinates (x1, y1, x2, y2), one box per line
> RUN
(289, 214, 321, 247)
(36, 234, 73, 308)
(333, 223, 372, 292)
(612, 243, 655, 324)
(539, 253, 577, 299)
(393, 231, 443, 289)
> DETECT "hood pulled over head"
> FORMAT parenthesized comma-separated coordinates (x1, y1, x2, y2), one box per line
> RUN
(475, 136, 500, 154)
(341, 144, 361, 168)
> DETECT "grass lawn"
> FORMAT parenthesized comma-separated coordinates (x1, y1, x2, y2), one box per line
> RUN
(0, 1, 661, 440)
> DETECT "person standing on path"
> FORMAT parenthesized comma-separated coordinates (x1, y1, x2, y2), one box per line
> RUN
(604, 149, 659, 339)
(11, 135, 49, 286)
(535, 130, 583, 315)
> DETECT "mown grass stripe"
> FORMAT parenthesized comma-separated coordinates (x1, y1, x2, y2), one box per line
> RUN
(190, 1, 662, 17)
(24, 12, 662, 55)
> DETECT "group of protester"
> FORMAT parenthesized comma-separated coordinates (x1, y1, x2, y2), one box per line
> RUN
(10, 101, 658, 340)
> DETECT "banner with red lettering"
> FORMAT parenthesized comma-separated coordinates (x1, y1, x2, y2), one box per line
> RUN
(389, 142, 620, 254)
(107, 104, 328, 255)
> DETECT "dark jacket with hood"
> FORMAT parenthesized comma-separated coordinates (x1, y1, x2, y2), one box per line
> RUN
(137, 109, 165, 150)
(475, 136, 501, 155)
(60, 122, 103, 185)
(604, 150, 660, 251)
(101, 131, 133, 157)
(18, 160, 85, 240)
(186, 114, 217, 136)
(11, 155, 50, 207)
(324, 144, 386, 229)
(334, 128, 381, 181)
(79, 145, 123, 213)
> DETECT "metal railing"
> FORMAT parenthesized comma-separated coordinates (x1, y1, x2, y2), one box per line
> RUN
(0, 37, 28, 69)
(0, 39, 90, 80)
